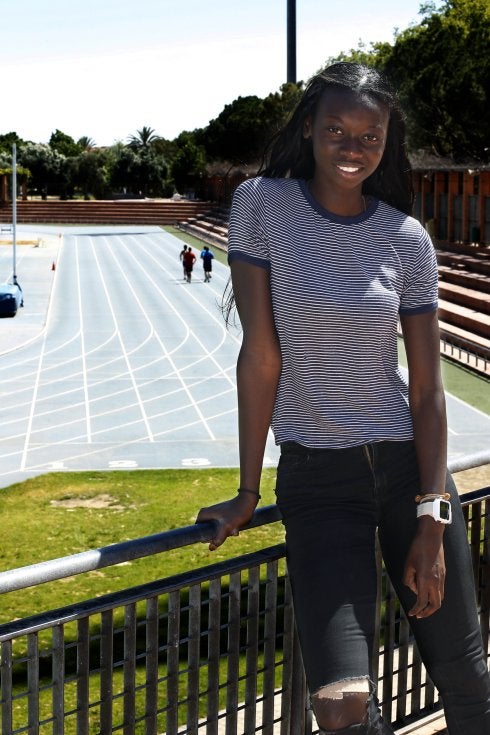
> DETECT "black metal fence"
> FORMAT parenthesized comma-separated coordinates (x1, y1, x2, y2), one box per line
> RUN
(0, 454, 489, 735)
(439, 329, 489, 376)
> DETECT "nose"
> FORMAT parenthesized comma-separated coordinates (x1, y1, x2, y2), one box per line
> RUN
(340, 136, 363, 156)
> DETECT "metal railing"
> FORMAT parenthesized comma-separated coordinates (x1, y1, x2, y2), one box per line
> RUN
(0, 452, 489, 735)
(439, 330, 489, 376)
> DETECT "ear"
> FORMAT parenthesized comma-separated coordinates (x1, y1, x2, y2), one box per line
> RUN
(303, 117, 312, 139)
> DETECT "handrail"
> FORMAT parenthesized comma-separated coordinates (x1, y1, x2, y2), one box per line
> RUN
(0, 503, 280, 595)
(0, 452, 488, 596)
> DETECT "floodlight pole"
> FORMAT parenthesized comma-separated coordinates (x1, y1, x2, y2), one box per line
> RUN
(287, 0, 297, 83)
(12, 143, 18, 284)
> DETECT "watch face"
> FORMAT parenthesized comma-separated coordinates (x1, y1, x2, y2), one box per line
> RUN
(439, 500, 451, 520)
(417, 498, 452, 524)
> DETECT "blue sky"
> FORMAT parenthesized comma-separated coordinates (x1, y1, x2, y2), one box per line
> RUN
(1, 0, 442, 146)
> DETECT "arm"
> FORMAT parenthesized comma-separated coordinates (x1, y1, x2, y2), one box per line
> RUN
(196, 260, 282, 549)
(400, 309, 448, 618)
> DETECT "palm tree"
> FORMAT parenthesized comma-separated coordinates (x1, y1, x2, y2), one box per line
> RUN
(77, 136, 96, 151)
(127, 126, 160, 150)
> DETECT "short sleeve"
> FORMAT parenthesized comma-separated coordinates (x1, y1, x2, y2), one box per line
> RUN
(227, 179, 270, 270)
(399, 228, 439, 315)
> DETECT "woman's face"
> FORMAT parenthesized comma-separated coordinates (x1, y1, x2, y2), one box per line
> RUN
(304, 86, 389, 193)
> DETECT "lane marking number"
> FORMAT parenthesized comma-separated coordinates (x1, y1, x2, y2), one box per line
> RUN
(108, 460, 139, 468)
(181, 457, 211, 467)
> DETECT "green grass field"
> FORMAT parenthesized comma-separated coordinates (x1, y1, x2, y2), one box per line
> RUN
(0, 467, 282, 623)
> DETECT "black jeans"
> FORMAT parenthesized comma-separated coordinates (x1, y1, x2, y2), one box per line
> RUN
(275, 440, 490, 735)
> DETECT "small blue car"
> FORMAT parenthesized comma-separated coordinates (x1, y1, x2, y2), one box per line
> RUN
(0, 283, 23, 317)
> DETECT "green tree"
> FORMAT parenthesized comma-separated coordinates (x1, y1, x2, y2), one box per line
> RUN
(170, 136, 207, 193)
(49, 129, 82, 157)
(262, 82, 304, 133)
(152, 136, 179, 161)
(77, 136, 97, 151)
(330, 0, 490, 161)
(201, 82, 303, 165)
(74, 149, 110, 199)
(130, 149, 168, 196)
(383, 0, 490, 161)
(0, 132, 24, 154)
(108, 145, 168, 197)
(127, 126, 161, 150)
(201, 95, 271, 164)
(108, 145, 138, 193)
(18, 143, 66, 196)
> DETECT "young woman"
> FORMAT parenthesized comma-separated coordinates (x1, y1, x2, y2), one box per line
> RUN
(196, 63, 490, 734)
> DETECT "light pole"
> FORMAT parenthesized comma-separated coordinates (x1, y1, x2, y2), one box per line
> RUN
(12, 143, 18, 286)
(287, 0, 297, 83)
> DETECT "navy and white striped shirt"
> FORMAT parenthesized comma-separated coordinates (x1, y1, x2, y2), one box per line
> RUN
(228, 176, 439, 448)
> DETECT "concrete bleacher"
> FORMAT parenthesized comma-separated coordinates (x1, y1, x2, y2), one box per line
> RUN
(435, 243, 490, 367)
(177, 206, 229, 250)
(0, 199, 212, 226)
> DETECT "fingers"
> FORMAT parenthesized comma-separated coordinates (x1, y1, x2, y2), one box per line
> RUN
(404, 541, 446, 619)
(405, 571, 445, 619)
(208, 525, 239, 551)
(408, 588, 442, 618)
(403, 567, 418, 596)
(195, 508, 240, 550)
(195, 497, 252, 551)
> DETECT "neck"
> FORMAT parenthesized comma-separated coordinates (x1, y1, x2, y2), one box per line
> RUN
(308, 180, 366, 216)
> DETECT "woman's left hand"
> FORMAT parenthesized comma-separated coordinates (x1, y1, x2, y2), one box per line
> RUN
(403, 519, 446, 618)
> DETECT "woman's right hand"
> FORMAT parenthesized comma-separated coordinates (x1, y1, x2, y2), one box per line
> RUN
(195, 493, 258, 551)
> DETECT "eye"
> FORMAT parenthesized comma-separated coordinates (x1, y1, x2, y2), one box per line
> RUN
(326, 126, 343, 135)
(364, 133, 381, 143)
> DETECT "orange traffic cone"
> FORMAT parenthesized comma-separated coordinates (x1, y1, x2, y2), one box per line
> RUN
(51, 261, 56, 271)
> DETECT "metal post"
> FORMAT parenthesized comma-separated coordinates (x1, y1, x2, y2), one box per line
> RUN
(287, 0, 297, 83)
(12, 143, 17, 284)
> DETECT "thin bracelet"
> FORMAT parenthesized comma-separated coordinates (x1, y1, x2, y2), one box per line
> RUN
(415, 492, 450, 504)
(237, 487, 261, 499)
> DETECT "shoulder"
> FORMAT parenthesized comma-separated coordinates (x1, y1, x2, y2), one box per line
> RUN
(233, 176, 300, 206)
(375, 201, 432, 245)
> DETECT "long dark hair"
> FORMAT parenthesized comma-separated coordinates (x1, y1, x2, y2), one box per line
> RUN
(223, 62, 413, 321)
(260, 61, 413, 214)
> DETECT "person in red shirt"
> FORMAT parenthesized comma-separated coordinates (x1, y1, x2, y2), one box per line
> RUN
(179, 245, 188, 280)
(182, 247, 196, 283)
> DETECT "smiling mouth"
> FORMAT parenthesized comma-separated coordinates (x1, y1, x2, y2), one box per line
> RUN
(336, 164, 363, 173)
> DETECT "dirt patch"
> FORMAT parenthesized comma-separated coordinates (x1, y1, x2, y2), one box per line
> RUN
(50, 493, 125, 510)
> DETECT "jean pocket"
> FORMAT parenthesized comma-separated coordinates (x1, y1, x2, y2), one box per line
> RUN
(278, 451, 306, 473)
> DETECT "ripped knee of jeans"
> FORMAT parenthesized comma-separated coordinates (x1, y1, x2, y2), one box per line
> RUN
(311, 677, 373, 733)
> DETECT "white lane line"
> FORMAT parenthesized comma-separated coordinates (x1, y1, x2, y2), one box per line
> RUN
(103, 235, 216, 440)
(0, 233, 226, 397)
(18, 406, 240, 473)
(18, 244, 64, 471)
(148, 229, 231, 289)
(2, 231, 238, 474)
(88, 237, 155, 442)
(0, 372, 238, 440)
(0, 349, 177, 428)
(122, 235, 239, 383)
(75, 238, 92, 442)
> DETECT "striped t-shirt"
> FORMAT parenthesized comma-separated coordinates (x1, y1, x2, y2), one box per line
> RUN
(228, 176, 439, 448)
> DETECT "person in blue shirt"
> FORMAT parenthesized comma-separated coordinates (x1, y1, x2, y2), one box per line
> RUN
(200, 246, 214, 282)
